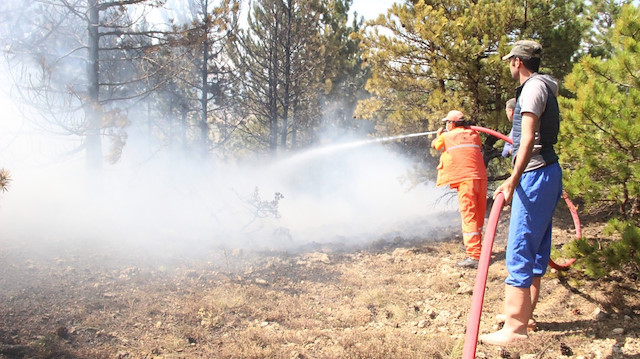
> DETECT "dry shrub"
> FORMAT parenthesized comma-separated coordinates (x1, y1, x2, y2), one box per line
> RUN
(283, 314, 325, 330)
(488, 332, 560, 359)
(193, 284, 252, 328)
(33, 333, 111, 359)
(214, 327, 295, 359)
(355, 287, 388, 308)
(339, 266, 368, 287)
(200, 285, 249, 312)
(263, 294, 315, 326)
(0, 168, 10, 192)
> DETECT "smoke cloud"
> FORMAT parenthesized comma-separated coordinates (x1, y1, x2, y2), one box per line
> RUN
(0, 133, 456, 254)
(0, 63, 458, 269)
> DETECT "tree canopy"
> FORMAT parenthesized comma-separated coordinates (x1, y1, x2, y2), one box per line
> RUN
(354, 0, 587, 140)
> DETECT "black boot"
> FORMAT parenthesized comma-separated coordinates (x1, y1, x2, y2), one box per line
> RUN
(456, 257, 479, 269)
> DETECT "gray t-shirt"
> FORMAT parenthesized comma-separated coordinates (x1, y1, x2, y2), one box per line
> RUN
(515, 73, 559, 171)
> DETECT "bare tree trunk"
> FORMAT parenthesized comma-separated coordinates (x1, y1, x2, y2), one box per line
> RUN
(280, 0, 292, 152)
(181, 105, 188, 151)
(86, 0, 102, 171)
(199, 1, 210, 156)
(268, 8, 279, 157)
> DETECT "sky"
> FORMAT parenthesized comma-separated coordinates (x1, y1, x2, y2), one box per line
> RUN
(351, 0, 397, 21)
(152, 0, 399, 27)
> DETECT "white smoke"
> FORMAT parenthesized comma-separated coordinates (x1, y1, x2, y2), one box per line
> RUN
(0, 109, 457, 261)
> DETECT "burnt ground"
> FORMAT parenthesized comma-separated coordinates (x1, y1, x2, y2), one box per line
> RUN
(0, 202, 639, 359)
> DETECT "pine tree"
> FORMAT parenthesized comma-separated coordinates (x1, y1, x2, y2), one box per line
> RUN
(1, 0, 172, 170)
(578, 0, 631, 59)
(161, 0, 241, 158)
(318, 0, 368, 136)
(354, 0, 587, 147)
(563, 219, 640, 279)
(229, 0, 331, 157)
(558, 4, 640, 219)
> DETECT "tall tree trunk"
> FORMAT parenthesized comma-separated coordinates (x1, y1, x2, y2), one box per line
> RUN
(86, 0, 102, 171)
(200, 11, 210, 156)
(280, 0, 292, 151)
(181, 105, 188, 151)
(291, 97, 299, 149)
(268, 10, 279, 157)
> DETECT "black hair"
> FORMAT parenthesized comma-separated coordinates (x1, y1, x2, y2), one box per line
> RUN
(517, 56, 541, 72)
(450, 120, 471, 127)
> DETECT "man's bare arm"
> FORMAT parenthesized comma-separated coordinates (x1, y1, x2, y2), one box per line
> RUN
(493, 112, 538, 203)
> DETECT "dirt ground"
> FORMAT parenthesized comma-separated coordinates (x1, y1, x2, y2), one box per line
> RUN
(1, 203, 639, 359)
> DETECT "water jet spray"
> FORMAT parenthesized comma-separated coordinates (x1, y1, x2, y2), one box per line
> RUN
(282, 130, 440, 164)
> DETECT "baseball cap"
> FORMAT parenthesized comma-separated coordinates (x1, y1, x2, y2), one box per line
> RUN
(441, 110, 465, 122)
(502, 40, 542, 60)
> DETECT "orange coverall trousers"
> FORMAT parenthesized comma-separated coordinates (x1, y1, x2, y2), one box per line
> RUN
(450, 178, 487, 260)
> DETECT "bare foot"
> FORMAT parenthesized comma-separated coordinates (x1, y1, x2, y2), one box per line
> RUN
(479, 328, 528, 346)
(495, 314, 537, 332)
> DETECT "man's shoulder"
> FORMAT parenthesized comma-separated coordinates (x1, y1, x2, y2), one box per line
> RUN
(523, 73, 559, 95)
(520, 76, 550, 106)
(523, 75, 547, 91)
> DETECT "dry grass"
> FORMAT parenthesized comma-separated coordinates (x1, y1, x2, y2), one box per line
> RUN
(0, 220, 639, 358)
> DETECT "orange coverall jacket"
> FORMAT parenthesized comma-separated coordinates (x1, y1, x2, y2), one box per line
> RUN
(432, 127, 486, 187)
(432, 126, 487, 259)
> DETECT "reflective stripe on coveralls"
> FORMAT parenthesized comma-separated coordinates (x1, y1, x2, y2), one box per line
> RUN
(447, 144, 481, 151)
(451, 178, 487, 260)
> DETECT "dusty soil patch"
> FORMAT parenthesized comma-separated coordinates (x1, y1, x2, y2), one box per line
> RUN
(0, 210, 638, 358)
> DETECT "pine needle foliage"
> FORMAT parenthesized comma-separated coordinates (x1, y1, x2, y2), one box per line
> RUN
(558, 4, 640, 219)
(558, 4, 640, 279)
(354, 0, 587, 139)
(562, 219, 640, 279)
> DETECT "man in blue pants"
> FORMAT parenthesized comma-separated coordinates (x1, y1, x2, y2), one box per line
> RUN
(480, 40, 563, 346)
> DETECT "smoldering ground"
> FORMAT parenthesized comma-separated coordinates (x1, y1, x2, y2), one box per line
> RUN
(0, 126, 458, 268)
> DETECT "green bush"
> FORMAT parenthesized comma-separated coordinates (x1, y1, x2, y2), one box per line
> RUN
(562, 219, 640, 279)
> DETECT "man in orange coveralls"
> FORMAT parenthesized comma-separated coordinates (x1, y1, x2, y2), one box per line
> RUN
(431, 110, 488, 269)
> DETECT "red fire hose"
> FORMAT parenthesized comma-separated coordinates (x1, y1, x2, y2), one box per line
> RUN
(462, 191, 505, 358)
(461, 126, 579, 358)
(470, 125, 511, 144)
